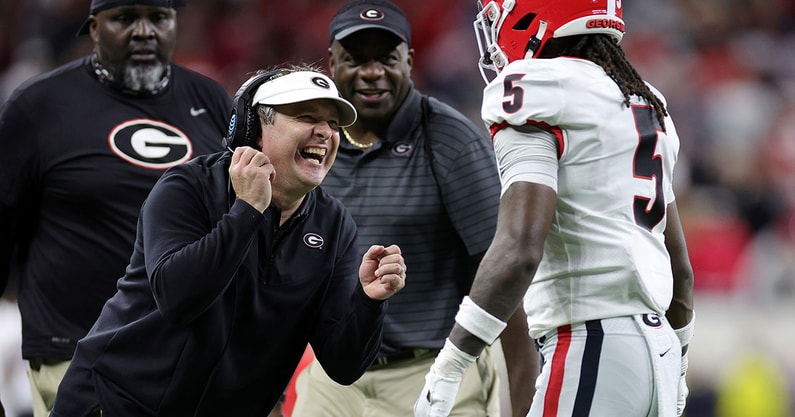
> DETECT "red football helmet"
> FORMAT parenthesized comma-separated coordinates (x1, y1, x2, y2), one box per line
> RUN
(474, 0, 624, 80)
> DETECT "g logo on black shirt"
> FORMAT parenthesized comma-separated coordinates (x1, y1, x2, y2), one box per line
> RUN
(303, 233, 325, 249)
(392, 143, 413, 156)
(109, 119, 193, 169)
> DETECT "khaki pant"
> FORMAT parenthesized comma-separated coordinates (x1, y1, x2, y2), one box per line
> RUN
(293, 347, 500, 417)
(26, 358, 71, 417)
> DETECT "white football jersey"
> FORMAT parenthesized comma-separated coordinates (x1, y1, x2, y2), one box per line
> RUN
(482, 57, 681, 339)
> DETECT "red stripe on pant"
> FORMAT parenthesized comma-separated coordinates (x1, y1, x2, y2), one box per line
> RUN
(543, 324, 572, 417)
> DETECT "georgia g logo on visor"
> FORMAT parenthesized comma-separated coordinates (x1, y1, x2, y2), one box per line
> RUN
(311, 76, 331, 89)
(109, 119, 193, 169)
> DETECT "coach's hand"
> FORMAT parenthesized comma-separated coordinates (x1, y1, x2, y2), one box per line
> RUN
(359, 244, 405, 300)
(229, 146, 275, 213)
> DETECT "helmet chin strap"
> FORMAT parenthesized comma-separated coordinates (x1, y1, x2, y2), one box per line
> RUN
(525, 20, 549, 58)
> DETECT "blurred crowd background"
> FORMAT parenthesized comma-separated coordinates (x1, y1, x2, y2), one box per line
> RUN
(1, 0, 793, 416)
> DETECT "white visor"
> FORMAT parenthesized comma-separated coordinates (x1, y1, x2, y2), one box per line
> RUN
(252, 71, 357, 127)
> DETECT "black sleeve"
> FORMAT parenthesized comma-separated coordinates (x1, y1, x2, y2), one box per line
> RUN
(309, 220, 387, 385)
(140, 165, 265, 324)
(0, 92, 39, 297)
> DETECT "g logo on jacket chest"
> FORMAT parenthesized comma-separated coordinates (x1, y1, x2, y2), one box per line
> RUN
(303, 233, 325, 249)
(109, 119, 193, 169)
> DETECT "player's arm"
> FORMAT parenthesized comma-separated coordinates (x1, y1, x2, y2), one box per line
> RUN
(663, 202, 695, 342)
(451, 180, 556, 355)
(663, 201, 695, 416)
(500, 308, 537, 416)
(470, 250, 537, 415)
(453, 124, 559, 355)
(415, 181, 555, 417)
(415, 126, 557, 416)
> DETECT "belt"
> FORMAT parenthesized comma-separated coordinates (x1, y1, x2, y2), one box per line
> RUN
(373, 348, 439, 367)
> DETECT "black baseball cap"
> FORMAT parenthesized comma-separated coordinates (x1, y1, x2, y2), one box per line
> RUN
(329, 0, 411, 46)
(76, 0, 187, 36)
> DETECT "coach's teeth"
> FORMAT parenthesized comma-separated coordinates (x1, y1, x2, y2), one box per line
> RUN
(303, 148, 326, 156)
(301, 147, 326, 164)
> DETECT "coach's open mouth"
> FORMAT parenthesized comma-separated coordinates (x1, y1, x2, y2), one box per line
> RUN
(301, 147, 326, 164)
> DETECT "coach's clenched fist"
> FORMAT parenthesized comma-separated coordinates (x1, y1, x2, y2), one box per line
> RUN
(359, 244, 406, 300)
(230, 146, 275, 213)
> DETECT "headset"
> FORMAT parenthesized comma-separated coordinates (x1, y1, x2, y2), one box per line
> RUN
(222, 70, 281, 151)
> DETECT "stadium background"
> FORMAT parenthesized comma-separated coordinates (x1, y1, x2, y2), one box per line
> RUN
(1, 0, 793, 416)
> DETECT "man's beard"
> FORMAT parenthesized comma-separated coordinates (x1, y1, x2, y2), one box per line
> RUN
(122, 61, 167, 93)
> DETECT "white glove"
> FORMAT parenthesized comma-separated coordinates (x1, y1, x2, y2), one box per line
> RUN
(674, 313, 694, 416)
(413, 339, 476, 417)
(414, 370, 462, 417)
(677, 351, 689, 416)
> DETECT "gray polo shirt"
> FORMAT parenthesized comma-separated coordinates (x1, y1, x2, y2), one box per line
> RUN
(322, 88, 501, 355)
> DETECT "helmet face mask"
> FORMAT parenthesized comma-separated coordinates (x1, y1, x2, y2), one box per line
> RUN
(473, 0, 625, 83)
(473, 1, 507, 82)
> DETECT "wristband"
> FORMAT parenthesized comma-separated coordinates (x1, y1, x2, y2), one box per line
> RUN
(455, 296, 507, 345)
(674, 311, 695, 348)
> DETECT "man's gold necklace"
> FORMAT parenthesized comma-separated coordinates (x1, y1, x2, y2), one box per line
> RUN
(341, 128, 374, 149)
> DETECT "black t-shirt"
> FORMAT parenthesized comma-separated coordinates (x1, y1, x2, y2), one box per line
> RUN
(0, 56, 231, 359)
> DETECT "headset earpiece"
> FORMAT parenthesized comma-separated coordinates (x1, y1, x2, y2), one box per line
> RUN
(243, 105, 261, 148)
(223, 70, 281, 150)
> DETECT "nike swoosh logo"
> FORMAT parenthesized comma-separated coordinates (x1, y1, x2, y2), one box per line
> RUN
(190, 107, 208, 116)
(660, 348, 671, 357)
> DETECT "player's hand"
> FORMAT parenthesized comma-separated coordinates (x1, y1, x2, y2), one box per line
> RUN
(414, 370, 461, 417)
(414, 339, 476, 417)
(229, 146, 275, 213)
(359, 244, 405, 300)
(677, 351, 689, 416)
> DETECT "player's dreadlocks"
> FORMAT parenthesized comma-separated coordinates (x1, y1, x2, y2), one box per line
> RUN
(542, 34, 668, 131)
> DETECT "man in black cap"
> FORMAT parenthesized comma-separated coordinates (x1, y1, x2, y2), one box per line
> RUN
(291, 0, 538, 416)
(0, 1, 230, 415)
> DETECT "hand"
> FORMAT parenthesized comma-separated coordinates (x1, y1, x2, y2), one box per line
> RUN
(677, 351, 689, 416)
(414, 371, 462, 417)
(229, 146, 275, 213)
(414, 339, 477, 417)
(359, 244, 405, 300)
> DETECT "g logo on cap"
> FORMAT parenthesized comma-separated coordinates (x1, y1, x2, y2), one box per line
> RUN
(361, 8, 385, 20)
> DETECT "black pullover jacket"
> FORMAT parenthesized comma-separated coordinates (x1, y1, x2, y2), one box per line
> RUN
(52, 151, 386, 416)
